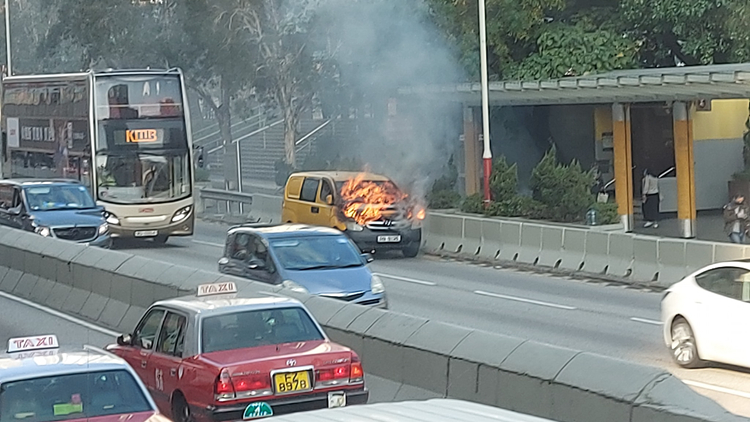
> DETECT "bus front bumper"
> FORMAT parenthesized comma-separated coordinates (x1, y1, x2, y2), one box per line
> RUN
(108, 217, 194, 239)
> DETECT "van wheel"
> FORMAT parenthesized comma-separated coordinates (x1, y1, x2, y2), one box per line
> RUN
(402, 243, 420, 258)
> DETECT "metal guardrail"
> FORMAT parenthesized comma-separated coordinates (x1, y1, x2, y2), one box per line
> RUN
(199, 188, 254, 215)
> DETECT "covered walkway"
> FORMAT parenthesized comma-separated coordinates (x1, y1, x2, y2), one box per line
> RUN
(399, 63, 750, 239)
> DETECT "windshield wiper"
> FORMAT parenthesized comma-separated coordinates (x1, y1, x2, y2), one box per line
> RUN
(336, 263, 363, 268)
(297, 264, 338, 271)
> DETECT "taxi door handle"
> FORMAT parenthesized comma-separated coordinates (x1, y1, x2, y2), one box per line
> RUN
(311, 206, 319, 214)
(141, 360, 147, 368)
(170, 368, 177, 377)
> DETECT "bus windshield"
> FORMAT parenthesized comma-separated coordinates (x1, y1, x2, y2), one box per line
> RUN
(94, 75, 191, 204)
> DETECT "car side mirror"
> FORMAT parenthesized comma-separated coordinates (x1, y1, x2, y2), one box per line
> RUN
(117, 334, 132, 346)
(7, 208, 19, 216)
(325, 194, 333, 205)
(361, 253, 374, 264)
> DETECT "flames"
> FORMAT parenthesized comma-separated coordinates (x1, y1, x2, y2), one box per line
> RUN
(339, 173, 409, 225)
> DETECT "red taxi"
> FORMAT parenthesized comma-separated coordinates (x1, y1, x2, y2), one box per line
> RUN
(107, 282, 368, 422)
(0, 334, 169, 422)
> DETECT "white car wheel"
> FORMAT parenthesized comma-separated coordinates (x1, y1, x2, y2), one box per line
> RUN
(670, 318, 702, 368)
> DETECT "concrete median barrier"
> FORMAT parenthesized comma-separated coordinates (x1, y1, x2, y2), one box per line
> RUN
(581, 231, 609, 274)
(250, 194, 283, 223)
(607, 233, 634, 278)
(559, 229, 586, 271)
(462, 217, 483, 257)
(657, 239, 688, 287)
(538, 226, 564, 268)
(632, 237, 659, 282)
(498, 221, 522, 261)
(517, 223, 543, 265)
(478, 219, 502, 261)
(0, 225, 746, 422)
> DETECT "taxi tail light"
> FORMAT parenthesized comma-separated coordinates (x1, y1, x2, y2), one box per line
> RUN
(350, 355, 364, 383)
(315, 365, 351, 388)
(214, 368, 236, 401)
(233, 375, 272, 398)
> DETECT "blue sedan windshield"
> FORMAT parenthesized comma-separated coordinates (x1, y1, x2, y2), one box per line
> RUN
(24, 185, 96, 211)
(270, 236, 363, 271)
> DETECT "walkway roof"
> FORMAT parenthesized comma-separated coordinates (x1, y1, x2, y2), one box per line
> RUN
(397, 63, 750, 106)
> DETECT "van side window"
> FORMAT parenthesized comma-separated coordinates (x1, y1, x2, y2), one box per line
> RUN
(320, 180, 333, 202)
(300, 178, 320, 202)
(0, 185, 12, 209)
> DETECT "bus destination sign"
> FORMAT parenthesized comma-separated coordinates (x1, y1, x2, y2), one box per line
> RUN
(126, 129, 158, 143)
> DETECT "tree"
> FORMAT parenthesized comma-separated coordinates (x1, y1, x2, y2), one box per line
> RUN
(621, 0, 750, 66)
(224, 0, 327, 168)
(45, 0, 257, 189)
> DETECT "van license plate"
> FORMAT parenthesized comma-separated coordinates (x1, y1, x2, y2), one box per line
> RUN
(134, 230, 158, 237)
(377, 235, 401, 243)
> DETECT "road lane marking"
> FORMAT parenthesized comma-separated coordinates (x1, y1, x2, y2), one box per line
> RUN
(0, 291, 119, 337)
(474, 290, 577, 310)
(683, 380, 750, 400)
(374, 273, 437, 286)
(192, 239, 224, 248)
(630, 317, 662, 326)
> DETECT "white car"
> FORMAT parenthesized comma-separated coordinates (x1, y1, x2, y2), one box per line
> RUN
(661, 260, 750, 368)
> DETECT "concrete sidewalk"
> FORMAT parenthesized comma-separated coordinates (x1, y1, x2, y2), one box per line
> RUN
(632, 211, 734, 243)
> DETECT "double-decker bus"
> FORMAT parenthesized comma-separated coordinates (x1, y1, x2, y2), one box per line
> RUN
(0, 68, 194, 243)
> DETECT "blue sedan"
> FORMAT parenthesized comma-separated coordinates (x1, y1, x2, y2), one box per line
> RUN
(218, 224, 387, 308)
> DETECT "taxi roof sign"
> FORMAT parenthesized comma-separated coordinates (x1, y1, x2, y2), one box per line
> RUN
(197, 282, 238, 297)
(7, 335, 59, 353)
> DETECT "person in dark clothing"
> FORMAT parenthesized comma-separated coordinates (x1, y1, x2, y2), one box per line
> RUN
(724, 194, 750, 244)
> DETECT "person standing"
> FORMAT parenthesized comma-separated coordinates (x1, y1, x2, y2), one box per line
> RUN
(724, 194, 750, 244)
(641, 169, 661, 228)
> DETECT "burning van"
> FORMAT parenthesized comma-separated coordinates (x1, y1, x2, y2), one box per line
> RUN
(281, 171, 425, 257)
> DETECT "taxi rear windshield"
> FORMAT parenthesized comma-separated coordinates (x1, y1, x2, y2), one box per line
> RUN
(0, 369, 151, 422)
(201, 307, 325, 353)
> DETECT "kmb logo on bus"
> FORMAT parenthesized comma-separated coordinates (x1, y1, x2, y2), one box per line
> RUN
(126, 129, 158, 143)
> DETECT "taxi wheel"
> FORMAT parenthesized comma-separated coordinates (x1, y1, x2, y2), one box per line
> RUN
(171, 393, 192, 422)
(670, 318, 702, 369)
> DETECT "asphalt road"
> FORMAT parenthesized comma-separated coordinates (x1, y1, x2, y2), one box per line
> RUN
(110, 220, 750, 417)
(0, 293, 434, 408)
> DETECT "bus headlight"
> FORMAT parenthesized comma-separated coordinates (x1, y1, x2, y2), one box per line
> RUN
(35, 226, 51, 237)
(371, 275, 385, 294)
(105, 212, 120, 225)
(98, 223, 109, 235)
(171, 206, 192, 223)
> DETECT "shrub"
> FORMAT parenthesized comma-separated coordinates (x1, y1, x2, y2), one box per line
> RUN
(274, 159, 294, 187)
(489, 156, 518, 201)
(530, 146, 595, 222)
(427, 190, 461, 209)
(194, 167, 211, 182)
(588, 201, 619, 225)
(485, 195, 548, 219)
(461, 193, 484, 214)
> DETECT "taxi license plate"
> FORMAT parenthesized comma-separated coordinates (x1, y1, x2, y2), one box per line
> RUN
(377, 235, 401, 243)
(134, 230, 158, 237)
(274, 371, 311, 394)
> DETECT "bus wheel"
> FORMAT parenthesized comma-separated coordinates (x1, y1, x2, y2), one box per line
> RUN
(153, 235, 169, 244)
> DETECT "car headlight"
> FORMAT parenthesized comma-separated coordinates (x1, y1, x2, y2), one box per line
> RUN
(345, 222, 364, 232)
(171, 205, 192, 223)
(282, 280, 309, 294)
(370, 275, 385, 294)
(35, 226, 51, 237)
(98, 223, 109, 235)
(105, 212, 120, 225)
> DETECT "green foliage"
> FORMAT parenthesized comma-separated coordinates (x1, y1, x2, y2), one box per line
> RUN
(489, 156, 518, 201)
(194, 168, 211, 182)
(620, 0, 750, 66)
(486, 195, 548, 219)
(428, 190, 461, 209)
(461, 193, 485, 214)
(588, 201, 619, 225)
(509, 23, 638, 80)
(530, 146, 596, 222)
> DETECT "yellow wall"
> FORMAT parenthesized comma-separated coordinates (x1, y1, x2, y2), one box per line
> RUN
(692, 99, 749, 141)
(594, 107, 613, 140)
